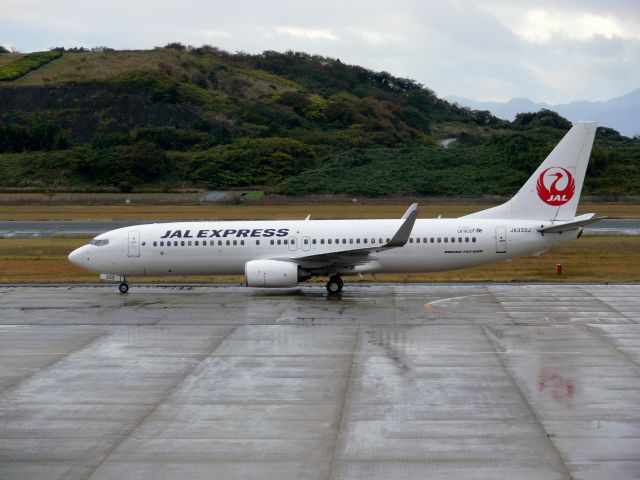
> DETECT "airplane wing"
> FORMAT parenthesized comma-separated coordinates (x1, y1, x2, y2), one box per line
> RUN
(268, 203, 418, 270)
(537, 213, 604, 233)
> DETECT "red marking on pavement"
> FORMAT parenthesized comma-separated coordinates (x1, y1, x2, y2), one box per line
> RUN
(538, 367, 575, 406)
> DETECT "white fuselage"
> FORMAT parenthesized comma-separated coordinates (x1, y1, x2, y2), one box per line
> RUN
(69, 218, 576, 277)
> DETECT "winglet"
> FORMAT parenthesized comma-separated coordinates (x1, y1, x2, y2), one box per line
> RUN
(387, 203, 418, 247)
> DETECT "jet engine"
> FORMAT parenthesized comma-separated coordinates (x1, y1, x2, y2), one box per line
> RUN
(244, 259, 304, 287)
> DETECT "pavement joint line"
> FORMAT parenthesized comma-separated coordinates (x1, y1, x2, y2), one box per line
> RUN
(579, 285, 628, 320)
(327, 326, 360, 480)
(77, 325, 238, 480)
(0, 328, 108, 396)
(583, 324, 640, 372)
(481, 325, 574, 480)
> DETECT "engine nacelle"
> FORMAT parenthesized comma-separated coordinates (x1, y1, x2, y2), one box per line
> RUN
(244, 259, 301, 288)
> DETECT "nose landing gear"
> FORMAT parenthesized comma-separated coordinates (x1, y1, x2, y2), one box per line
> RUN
(326, 275, 344, 294)
(118, 280, 129, 294)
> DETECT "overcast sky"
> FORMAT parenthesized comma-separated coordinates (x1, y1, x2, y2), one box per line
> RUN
(1, 0, 639, 103)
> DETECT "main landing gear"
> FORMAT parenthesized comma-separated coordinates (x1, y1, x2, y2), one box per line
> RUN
(118, 279, 129, 294)
(326, 275, 344, 294)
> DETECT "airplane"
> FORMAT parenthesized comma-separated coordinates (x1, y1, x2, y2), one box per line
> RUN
(68, 121, 601, 294)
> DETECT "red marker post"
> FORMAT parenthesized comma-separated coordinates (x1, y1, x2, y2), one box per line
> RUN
(557, 263, 562, 276)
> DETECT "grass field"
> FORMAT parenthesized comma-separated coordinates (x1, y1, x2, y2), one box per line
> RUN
(1, 236, 638, 284)
(1, 202, 638, 221)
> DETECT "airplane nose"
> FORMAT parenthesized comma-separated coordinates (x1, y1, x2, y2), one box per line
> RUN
(68, 246, 87, 267)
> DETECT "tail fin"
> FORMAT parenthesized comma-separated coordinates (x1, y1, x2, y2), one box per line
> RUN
(464, 121, 598, 221)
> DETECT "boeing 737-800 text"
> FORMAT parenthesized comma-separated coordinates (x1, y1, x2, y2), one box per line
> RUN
(69, 122, 601, 294)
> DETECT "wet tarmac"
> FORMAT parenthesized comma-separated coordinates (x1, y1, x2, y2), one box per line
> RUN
(0, 283, 639, 480)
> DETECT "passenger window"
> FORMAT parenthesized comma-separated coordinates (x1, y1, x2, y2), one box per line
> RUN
(349, 239, 353, 244)
(437, 238, 441, 243)
(416, 238, 420, 243)
(356, 238, 360, 244)
(210, 240, 214, 246)
(363, 238, 368, 244)
(233, 240, 237, 245)
(277, 240, 281, 245)
(328, 239, 332, 244)
(451, 237, 455, 243)
(320, 239, 325, 244)
(430, 238, 434, 243)
(386, 238, 390, 243)
(180, 241, 185, 246)
(153, 241, 157, 247)
(159, 241, 164, 246)
(304, 239, 308, 244)
(379, 238, 383, 243)
(290, 239, 294, 244)
(174, 241, 178, 246)
(312, 239, 316, 244)
(194, 241, 198, 246)
(256, 240, 260, 245)
(218, 240, 222, 246)
(284, 239, 288, 245)
(188, 241, 192, 246)
(240, 240, 244, 245)
(226, 240, 230, 246)
(342, 239, 347, 244)
(458, 237, 462, 243)
(472, 237, 477, 242)
(270, 239, 274, 245)
(409, 238, 413, 243)
(465, 237, 469, 243)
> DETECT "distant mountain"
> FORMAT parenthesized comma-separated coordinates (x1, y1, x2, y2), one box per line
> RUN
(446, 88, 640, 137)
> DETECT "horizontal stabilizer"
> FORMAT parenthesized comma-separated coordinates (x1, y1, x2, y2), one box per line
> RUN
(537, 213, 604, 233)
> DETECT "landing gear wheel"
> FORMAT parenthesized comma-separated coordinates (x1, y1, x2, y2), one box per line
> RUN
(326, 275, 344, 294)
(118, 282, 129, 294)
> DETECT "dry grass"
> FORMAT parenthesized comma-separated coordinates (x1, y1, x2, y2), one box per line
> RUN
(0, 54, 23, 68)
(1, 236, 638, 284)
(1, 202, 638, 221)
(9, 50, 188, 85)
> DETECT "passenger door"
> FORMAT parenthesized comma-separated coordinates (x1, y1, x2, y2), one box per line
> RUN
(128, 231, 141, 257)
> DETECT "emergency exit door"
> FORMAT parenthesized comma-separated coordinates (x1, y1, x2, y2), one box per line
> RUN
(495, 226, 507, 253)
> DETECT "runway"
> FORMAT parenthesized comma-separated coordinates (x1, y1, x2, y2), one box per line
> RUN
(0, 283, 639, 480)
(1, 218, 639, 237)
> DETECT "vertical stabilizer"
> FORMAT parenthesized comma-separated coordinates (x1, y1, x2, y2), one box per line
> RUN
(464, 122, 597, 221)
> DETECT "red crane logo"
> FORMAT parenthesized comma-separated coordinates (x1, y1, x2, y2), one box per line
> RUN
(536, 167, 575, 206)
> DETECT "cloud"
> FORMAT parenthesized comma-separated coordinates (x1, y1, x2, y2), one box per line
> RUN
(353, 29, 407, 46)
(199, 30, 230, 39)
(272, 26, 338, 41)
(482, 5, 640, 43)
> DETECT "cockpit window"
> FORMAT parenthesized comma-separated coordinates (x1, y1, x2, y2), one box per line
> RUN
(89, 239, 110, 247)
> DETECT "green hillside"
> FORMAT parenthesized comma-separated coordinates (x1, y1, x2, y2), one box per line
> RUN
(0, 44, 638, 196)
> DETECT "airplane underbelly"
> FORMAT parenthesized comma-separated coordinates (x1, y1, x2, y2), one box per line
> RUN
(144, 252, 245, 276)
